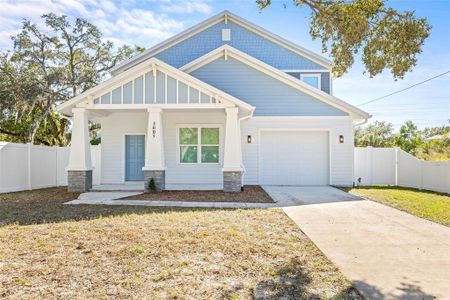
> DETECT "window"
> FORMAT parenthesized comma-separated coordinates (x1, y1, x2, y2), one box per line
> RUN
(300, 74, 321, 89)
(179, 127, 220, 163)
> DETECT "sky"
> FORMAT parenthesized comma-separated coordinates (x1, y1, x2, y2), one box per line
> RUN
(0, 0, 449, 129)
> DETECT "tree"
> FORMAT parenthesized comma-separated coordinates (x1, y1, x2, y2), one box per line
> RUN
(355, 121, 395, 147)
(256, 0, 431, 78)
(0, 14, 139, 146)
(394, 120, 422, 153)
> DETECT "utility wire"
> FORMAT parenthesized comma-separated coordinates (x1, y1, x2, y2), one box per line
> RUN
(358, 70, 450, 106)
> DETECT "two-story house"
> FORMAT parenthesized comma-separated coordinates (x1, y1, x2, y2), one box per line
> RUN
(57, 11, 370, 192)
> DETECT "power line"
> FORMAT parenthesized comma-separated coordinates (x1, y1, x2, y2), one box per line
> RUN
(357, 70, 450, 106)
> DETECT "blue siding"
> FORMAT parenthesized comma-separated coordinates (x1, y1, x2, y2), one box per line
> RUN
(156, 20, 325, 70)
(190, 57, 347, 116)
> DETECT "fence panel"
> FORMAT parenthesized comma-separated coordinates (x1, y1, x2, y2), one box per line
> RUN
(354, 147, 396, 185)
(30, 144, 57, 189)
(0, 143, 29, 193)
(356, 146, 449, 194)
(397, 150, 422, 189)
(0, 142, 100, 193)
(422, 161, 449, 193)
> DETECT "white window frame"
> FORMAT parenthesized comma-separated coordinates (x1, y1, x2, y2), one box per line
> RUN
(176, 124, 222, 165)
(300, 73, 321, 89)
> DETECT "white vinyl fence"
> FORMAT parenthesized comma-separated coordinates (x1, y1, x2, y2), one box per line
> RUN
(0, 142, 100, 193)
(355, 147, 450, 194)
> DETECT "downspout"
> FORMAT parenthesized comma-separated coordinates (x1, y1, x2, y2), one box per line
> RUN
(238, 107, 255, 188)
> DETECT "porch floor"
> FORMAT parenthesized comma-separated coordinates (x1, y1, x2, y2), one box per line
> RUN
(91, 182, 145, 192)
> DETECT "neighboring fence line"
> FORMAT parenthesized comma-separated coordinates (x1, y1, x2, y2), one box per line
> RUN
(354, 147, 450, 194)
(0, 142, 100, 193)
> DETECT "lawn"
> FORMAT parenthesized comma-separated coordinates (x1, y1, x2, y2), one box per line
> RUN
(0, 187, 361, 299)
(347, 186, 450, 226)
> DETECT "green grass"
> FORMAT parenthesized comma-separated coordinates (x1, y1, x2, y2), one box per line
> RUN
(347, 186, 450, 226)
(0, 187, 362, 299)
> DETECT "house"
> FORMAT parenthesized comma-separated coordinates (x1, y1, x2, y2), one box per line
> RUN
(57, 11, 370, 192)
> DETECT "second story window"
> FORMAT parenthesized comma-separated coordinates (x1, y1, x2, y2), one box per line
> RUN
(300, 74, 321, 89)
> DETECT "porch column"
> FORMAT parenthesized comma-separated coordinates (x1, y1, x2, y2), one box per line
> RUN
(67, 108, 93, 192)
(142, 108, 165, 192)
(223, 107, 243, 192)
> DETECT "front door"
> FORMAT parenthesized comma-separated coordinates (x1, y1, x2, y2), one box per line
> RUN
(125, 135, 145, 181)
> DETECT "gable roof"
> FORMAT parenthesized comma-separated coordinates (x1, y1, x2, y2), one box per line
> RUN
(110, 10, 331, 75)
(56, 56, 254, 116)
(180, 45, 370, 121)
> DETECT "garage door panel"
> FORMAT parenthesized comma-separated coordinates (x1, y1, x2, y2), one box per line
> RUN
(259, 131, 329, 185)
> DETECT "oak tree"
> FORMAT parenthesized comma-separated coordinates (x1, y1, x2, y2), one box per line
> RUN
(257, 0, 431, 78)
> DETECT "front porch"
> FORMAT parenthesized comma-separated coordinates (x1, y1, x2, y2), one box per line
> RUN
(61, 57, 254, 193)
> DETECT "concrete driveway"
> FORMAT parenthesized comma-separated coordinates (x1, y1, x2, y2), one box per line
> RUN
(264, 186, 450, 300)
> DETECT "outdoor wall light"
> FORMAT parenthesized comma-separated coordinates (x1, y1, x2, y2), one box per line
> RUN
(339, 135, 344, 144)
(247, 135, 252, 143)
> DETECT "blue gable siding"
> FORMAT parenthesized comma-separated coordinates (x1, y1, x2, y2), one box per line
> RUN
(156, 20, 326, 70)
(190, 57, 347, 116)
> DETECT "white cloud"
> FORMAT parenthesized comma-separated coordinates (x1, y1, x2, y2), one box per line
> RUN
(0, 0, 188, 50)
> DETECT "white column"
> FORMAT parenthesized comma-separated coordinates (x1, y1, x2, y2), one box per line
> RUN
(223, 107, 242, 172)
(67, 108, 92, 171)
(143, 108, 165, 170)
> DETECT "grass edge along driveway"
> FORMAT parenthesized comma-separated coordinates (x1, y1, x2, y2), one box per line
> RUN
(346, 186, 450, 226)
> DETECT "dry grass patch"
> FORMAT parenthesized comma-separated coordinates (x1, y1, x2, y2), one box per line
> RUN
(121, 185, 274, 203)
(0, 190, 361, 299)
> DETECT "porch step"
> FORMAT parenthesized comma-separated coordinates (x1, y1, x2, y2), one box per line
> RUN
(90, 183, 145, 192)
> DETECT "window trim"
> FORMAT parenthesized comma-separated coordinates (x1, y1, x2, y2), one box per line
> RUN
(300, 73, 321, 89)
(176, 124, 222, 165)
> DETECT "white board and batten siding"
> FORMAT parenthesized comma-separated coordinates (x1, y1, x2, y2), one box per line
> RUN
(241, 116, 355, 186)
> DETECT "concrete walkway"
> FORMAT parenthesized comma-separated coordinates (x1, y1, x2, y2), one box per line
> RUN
(65, 186, 357, 208)
(280, 192, 450, 299)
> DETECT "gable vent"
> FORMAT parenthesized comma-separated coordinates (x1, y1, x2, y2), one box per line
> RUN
(222, 29, 231, 41)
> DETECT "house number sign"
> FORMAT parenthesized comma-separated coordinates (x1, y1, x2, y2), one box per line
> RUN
(152, 121, 156, 138)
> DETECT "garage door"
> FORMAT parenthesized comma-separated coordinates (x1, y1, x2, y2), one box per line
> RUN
(259, 131, 329, 185)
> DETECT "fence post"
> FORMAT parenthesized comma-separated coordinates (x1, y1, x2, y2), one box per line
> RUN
(55, 146, 59, 187)
(447, 159, 450, 195)
(420, 160, 424, 190)
(27, 143, 32, 190)
(394, 147, 399, 186)
(367, 146, 373, 185)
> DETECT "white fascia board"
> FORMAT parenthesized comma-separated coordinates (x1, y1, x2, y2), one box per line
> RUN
(181, 45, 370, 120)
(110, 10, 331, 75)
(57, 56, 254, 116)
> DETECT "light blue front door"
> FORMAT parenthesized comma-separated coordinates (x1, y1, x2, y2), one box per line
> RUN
(125, 135, 145, 181)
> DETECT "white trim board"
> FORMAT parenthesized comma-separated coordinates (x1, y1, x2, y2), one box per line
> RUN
(181, 45, 370, 121)
(110, 10, 331, 75)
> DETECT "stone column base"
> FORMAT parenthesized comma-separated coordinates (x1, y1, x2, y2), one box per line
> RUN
(144, 170, 165, 192)
(223, 171, 242, 193)
(68, 170, 92, 192)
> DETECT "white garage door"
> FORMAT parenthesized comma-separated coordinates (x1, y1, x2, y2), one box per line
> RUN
(259, 131, 329, 185)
